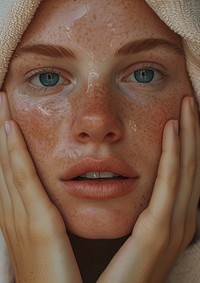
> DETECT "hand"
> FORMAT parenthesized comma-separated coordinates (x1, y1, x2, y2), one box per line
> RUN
(0, 91, 82, 283)
(97, 96, 200, 283)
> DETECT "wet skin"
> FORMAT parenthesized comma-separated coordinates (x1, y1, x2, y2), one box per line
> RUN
(4, 0, 193, 239)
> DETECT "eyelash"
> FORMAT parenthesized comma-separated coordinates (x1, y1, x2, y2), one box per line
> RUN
(23, 63, 167, 97)
(25, 68, 71, 94)
(120, 62, 168, 89)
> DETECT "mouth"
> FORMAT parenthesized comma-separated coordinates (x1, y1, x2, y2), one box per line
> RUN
(74, 171, 128, 181)
(60, 157, 139, 200)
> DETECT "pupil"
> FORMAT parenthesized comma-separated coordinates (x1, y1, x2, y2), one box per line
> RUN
(134, 69, 154, 83)
(40, 73, 59, 87)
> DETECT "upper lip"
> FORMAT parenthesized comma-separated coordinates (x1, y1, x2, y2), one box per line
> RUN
(60, 157, 139, 180)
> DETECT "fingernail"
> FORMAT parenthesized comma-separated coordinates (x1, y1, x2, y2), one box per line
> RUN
(4, 121, 11, 136)
(173, 120, 179, 135)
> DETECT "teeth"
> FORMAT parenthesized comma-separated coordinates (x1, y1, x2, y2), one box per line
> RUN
(83, 172, 100, 179)
(79, 172, 119, 179)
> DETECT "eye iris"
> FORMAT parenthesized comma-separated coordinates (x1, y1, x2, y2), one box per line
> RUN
(39, 73, 59, 87)
(134, 69, 154, 83)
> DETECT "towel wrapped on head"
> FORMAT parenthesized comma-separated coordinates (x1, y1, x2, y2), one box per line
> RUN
(0, 0, 41, 88)
(146, 0, 200, 103)
(0, 0, 200, 103)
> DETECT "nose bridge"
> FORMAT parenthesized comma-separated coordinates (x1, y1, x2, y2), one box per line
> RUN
(84, 80, 114, 114)
(72, 80, 123, 144)
(80, 72, 117, 117)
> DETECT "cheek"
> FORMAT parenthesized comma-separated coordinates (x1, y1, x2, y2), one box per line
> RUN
(8, 94, 72, 164)
(121, 93, 183, 173)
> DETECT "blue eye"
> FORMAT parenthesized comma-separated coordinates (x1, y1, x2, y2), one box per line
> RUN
(123, 67, 163, 85)
(39, 72, 59, 87)
(29, 70, 67, 88)
(26, 68, 75, 95)
(134, 69, 154, 83)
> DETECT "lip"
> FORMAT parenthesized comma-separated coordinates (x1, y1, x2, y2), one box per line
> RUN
(60, 157, 139, 200)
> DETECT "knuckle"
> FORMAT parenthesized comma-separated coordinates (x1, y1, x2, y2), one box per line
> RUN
(7, 141, 18, 156)
(157, 174, 178, 191)
(186, 159, 197, 179)
(189, 164, 196, 179)
(168, 174, 179, 188)
(13, 166, 28, 187)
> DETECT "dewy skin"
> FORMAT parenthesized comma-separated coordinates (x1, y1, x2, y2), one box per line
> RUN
(4, 0, 192, 240)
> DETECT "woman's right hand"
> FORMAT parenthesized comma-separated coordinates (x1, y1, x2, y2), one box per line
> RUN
(0, 91, 82, 283)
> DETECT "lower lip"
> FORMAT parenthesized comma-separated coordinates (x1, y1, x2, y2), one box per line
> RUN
(60, 178, 139, 200)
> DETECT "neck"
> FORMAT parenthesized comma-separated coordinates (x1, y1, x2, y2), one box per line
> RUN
(68, 232, 129, 283)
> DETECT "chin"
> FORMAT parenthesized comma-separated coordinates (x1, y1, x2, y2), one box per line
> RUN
(68, 226, 133, 240)
(65, 212, 136, 240)
(56, 192, 150, 240)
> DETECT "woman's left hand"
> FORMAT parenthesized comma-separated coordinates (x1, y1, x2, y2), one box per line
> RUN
(97, 96, 200, 283)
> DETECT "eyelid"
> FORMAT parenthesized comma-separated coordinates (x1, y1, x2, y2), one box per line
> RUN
(23, 67, 76, 96)
(119, 62, 168, 82)
(25, 67, 74, 84)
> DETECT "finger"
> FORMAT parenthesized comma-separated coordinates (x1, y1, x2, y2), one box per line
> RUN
(0, 92, 12, 125)
(0, 94, 26, 234)
(187, 99, 200, 211)
(146, 119, 180, 229)
(1, 122, 27, 219)
(172, 97, 196, 230)
(0, 91, 25, 212)
(0, 124, 14, 213)
(0, 92, 14, 222)
(183, 98, 200, 245)
(0, 168, 11, 225)
(168, 96, 199, 260)
(5, 120, 54, 219)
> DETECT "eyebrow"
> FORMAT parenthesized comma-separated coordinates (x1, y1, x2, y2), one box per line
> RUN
(13, 44, 76, 59)
(115, 38, 184, 56)
(13, 38, 183, 61)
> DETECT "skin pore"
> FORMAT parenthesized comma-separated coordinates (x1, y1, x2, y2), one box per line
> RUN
(4, 0, 193, 241)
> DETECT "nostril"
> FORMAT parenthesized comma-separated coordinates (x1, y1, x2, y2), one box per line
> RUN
(107, 132, 116, 139)
(73, 113, 123, 144)
(78, 131, 118, 143)
(79, 132, 89, 139)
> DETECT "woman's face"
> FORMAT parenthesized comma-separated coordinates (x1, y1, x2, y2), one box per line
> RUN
(4, 0, 192, 239)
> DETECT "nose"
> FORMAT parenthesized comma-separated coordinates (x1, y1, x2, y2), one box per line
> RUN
(71, 89, 123, 144)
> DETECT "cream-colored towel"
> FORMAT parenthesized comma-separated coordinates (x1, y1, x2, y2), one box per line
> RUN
(0, 0, 200, 98)
(145, 0, 200, 101)
(0, 0, 41, 88)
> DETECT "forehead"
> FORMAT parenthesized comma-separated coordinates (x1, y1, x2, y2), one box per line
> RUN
(19, 0, 182, 53)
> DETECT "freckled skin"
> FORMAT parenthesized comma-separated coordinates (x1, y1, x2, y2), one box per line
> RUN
(4, 0, 193, 239)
